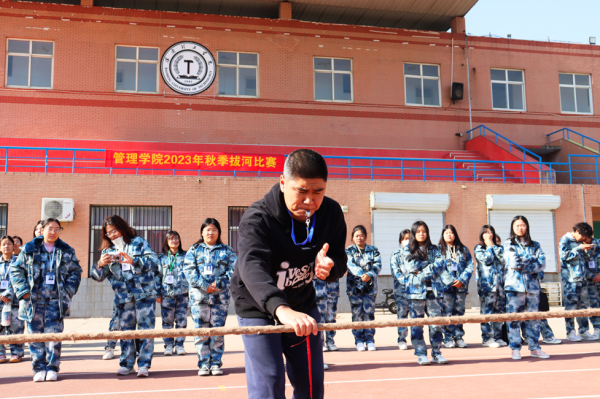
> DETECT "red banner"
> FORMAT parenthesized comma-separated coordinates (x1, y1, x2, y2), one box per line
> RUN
(105, 150, 285, 171)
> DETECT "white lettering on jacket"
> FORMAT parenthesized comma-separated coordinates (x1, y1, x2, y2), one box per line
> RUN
(276, 261, 314, 290)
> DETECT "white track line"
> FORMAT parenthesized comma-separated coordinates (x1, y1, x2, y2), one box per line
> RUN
(4, 368, 600, 399)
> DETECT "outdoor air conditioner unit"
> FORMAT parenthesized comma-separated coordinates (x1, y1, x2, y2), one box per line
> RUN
(41, 198, 75, 222)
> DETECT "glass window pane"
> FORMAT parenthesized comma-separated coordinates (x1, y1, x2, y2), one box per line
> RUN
(32, 41, 53, 55)
(405, 77, 422, 105)
(422, 65, 439, 77)
(507, 70, 523, 82)
(238, 67, 257, 96)
(492, 82, 507, 108)
(333, 73, 351, 101)
(7, 55, 29, 86)
(8, 40, 29, 54)
(314, 72, 332, 100)
(239, 53, 258, 66)
(31, 57, 52, 88)
(404, 63, 420, 76)
(139, 48, 158, 61)
(218, 52, 237, 65)
(560, 87, 576, 112)
(138, 63, 157, 92)
(575, 75, 590, 86)
(559, 73, 573, 85)
(508, 84, 524, 110)
(314, 58, 331, 71)
(218, 66, 237, 95)
(116, 61, 136, 91)
(491, 69, 506, 81)
(576, 87, 591, 113)
(116, 46, 136, 60)
(333, 59, 351, 72)
(423, 78, 440, 106)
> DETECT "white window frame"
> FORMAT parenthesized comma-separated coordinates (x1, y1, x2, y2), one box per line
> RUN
(217, 51, 259, 98)
(559, 72, 593, 115)
(313, 57, 354, 103)
(114, 45, 160, 94)
(490, 68, 527, 111)
(403, 62, 442, 108)
(6, 38, 54, 89)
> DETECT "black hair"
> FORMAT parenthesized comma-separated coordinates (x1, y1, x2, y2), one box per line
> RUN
(283, 149, 328, 182)
(573, 222, 594, 238)
(12, 236, 22, 245)
(399, 229, 411, 245)
(409, 221, 432, 260)
(162, 230, 184, 254)
(195, 218, 223, 246)
(42, 218, 62, 230)
(438, 224, 467, 258)
(510, 215, 533, 246)
(351, 225, 367, 241)
(0, 235, 15, 246)
(478, 225, 499, 249)
(33, 219, 44, 238)
(100, 215, 136, 251)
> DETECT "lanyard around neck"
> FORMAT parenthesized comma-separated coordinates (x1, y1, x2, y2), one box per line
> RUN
(168, 252, 178, 272)
(1, 259, 10, 279)
(289, 211, 316, 246)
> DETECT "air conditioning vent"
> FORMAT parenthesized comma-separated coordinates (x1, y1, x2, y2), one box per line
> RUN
(41, 198, 74, 222)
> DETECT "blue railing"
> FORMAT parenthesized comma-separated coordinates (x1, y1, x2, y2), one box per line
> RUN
(547, 128, 600, 153)
(467, 125, 543, 164)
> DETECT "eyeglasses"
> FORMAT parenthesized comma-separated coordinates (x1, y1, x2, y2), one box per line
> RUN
(105, 230, 120, 238)
(46, 228, 63, 233)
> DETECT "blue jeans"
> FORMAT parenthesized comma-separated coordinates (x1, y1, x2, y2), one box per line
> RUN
(238, 307, 324, 399)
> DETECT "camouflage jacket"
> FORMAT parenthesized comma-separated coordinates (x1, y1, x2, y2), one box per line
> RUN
(0, 255, 18, 306)
(345, 244, 382, 296)
(157, 250, 189, 298)
(474, 244, 505, 294)
(401, 244, 445, 300)
(440, 246, 474, 293)
(184, 242, 236, 305)
(504, 239, 545, 293)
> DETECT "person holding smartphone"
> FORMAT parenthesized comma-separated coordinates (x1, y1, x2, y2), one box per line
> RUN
(91, 215, 159, 378)
(0, 236, 25, 364)
(390, 229, 411, 350)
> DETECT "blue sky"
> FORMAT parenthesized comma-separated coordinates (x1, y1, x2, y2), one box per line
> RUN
(463, 0, 598, 44)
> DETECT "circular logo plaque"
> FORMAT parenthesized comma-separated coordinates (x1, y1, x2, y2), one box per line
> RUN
(160, 41, 216, 95)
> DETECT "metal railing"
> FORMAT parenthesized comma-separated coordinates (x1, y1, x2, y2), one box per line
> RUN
(467, 125, 544, 164)
(547, 128, 600, 153)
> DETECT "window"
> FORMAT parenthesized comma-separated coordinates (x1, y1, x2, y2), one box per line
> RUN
(228, 206, 248, 254)
(217, 52, 258, 97)
(115, 46, 159, 93)
(404, 63, 441, 107)
(6, 39, 53, 88)
(89, 206, 171, 273)
(0, 204, 7, 237)
(314, 57, 353, 102)
(491, 69, 525, 111)
(559, 73, 593, 114)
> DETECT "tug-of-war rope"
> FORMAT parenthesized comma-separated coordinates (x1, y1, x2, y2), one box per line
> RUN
(2, 308, 600, 345)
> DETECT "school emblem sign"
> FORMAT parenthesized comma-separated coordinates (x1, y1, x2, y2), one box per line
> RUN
(160, 41, 216, 95)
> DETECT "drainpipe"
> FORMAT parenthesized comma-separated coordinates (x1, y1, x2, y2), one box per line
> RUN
(466, 34, 473, 131)
(582, 184, 587, 222)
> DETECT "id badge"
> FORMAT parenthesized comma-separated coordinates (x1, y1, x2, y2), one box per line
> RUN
(165, 275, 175, 284)
(46, 274, 56, 285)
(204, 264, 214, 276)
(426, 286, 433, 291)
(590, 261, 596, 269)
(0, 280, 8, 290)
(451, 262, 458, 272)
(121, 263, 131, 272)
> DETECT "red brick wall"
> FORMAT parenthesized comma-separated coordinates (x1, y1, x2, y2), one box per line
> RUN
(1, 1, 600, 151)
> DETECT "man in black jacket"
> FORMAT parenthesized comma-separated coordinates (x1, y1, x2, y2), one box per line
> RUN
(231, 149, 347, 399)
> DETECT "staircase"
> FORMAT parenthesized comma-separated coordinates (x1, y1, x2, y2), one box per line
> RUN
(445, 150, 521, 183)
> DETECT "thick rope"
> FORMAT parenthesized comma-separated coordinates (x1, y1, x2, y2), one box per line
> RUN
(1, 308, 599, 345)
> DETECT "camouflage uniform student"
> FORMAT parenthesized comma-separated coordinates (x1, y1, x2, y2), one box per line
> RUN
(438, 225, 473, 349)
(103, 299, 119, 360)
(504, 215, 549, 360)
(184, 218, 236, 377)
(402, 221, 447, 365)
(0, 236, 25, 363)
(91, 215, 159, 378)
(346, 225, 382, 352)
(559, 223, 598, 341)
(522, 272, 562, 345)
(313, 276, 340, 352)
(474, 225, 508, 348)
(10, 219, 82, 382)
(390, 229, 411, 350)
(157, 231, 189, 356)
(586, 236, 600, 339)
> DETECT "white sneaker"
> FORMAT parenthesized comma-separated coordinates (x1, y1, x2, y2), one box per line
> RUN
(455, 339, 468, 348)
(580, 331, 598, 341)
(176, 347, 186, 355)
(444, 341, 455, 348)
(45, 371, 57, 381)
(511, 350, 521, 360)
(324, 363, 329, 370)
(367, 342, 376, 351)
(164, 346, 173, 356)
(137, 367, 149, 378)
(356, 342, 365, 352)
(210, 366, 223, 376)
(33, 371, 46, 382)
(530, 349, 550, 359)
(328, 343, 339, 351)
(495, 339, 508, 347)
(198, 366, 210, 376)
(417, 356, 431, 365)
(542, 337, 562, 345)
(322, 345, 329, 352)
(483, 339, 501, 348)
(567, 331, 583, 342)
(433, 355, 448, 364)
(102, 349, 115, 360)
(116, 367, 135, 376)
(398, 342, 408, 350)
